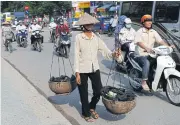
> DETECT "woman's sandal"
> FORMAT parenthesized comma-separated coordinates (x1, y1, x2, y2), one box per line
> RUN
(82, 116, 95, 122)
(90, 109, 99, 119)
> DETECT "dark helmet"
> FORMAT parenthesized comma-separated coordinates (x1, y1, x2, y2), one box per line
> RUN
(57, 17, 63, 25)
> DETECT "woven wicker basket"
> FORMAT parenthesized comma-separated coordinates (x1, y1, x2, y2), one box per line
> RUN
(49, 81, 72, 95)
(102, 96, 136, 114)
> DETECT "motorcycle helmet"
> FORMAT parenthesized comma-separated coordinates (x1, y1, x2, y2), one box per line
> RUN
(141, 14, 152, 24)
(141, 14, 152, 29)
(33, 20, 37, 25)
(124, 18, 132, 29)
(59, 18, 64, 25)
(19, 20, 23, 25)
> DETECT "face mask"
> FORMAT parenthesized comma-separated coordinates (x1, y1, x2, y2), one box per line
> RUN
(83, 25, 93, 31)
(125, 24, 131, 29)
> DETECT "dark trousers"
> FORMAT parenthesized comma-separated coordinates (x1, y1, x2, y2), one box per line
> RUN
(78, 70, 103, 117)
(31, 35, 44, 44)
(121, 42, 131, 61)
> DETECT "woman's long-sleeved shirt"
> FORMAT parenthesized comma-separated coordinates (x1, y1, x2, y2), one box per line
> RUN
(74, 32, 123, 73)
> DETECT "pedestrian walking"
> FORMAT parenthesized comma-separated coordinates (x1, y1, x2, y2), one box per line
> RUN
(74, 13, 123, 122)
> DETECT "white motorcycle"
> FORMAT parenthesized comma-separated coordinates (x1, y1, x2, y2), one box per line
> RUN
(128, 46, 180, 106)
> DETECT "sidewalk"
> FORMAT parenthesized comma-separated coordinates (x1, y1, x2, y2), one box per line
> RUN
(1, 58, 72, 125)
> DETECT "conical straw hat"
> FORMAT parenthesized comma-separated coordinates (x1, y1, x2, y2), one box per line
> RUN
(75, 13, 100, 26)
(2, 22, 11, 25)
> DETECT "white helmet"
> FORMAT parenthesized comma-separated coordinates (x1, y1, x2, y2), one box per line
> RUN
(124, 18, 132, 24)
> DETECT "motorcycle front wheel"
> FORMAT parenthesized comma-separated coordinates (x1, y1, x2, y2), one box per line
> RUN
(37, 40, 42, 52)
(51, 34, 56, 43)
(166, 76, 180, 106)
(23, 39, 28, 48)
(64, 45, 69, 58)
(8, 42, 13, 53)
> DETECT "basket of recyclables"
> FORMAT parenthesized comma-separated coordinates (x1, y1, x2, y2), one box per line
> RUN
(101, 86, 136, 114)
(49, 75, 77, 94)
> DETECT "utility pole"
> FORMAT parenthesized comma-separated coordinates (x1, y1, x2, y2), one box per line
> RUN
(115, 1, 118, 15)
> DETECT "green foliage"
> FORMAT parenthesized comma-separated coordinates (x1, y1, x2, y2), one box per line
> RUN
(1, 1, 72, 15)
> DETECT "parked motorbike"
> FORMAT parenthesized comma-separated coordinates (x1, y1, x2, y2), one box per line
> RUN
(17, 29, 28, 48)
(55, 32, 71, 58)
(125, 46, 180, 106)
(32, 30, 44, 52)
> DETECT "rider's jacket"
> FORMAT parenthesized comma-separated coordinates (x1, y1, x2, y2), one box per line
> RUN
(16, 25, 26, 32)
(56, 24, 69, 36)
(119, 27, 136, 45)
(29, 24, 42, 34)
(134, 27, 163, 56)
(110, 17, 118, 27)
(49, 22, 57, 30)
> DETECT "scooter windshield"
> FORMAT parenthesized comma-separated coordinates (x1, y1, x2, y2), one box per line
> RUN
(61, 35, 69, 41)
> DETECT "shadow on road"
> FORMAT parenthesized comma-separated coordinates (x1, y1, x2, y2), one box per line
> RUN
(153, 91, 169, 103)
(101, 59, 114, 70)
(96, 105, 126, 121)
(48, 87, 126, 121)
(48, 89, 82, 116)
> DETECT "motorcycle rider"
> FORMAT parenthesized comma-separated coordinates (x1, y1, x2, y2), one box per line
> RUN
(55, 18, 70, 46)
(16, 20, 27, 46)
(134, 14, 174, 91)
(14, 17, 18, 25)
(29, 20, 43, 46)
(114, 15, 127, 49)
(119, 18, 136, 61)
(109, 14, 118, 33)
(2, 22, 13, 51)
(49, 19, 57, 41)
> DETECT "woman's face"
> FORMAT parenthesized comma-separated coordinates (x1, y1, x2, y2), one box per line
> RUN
(84, 24, 94, 31)
(144, 21, 152, 29)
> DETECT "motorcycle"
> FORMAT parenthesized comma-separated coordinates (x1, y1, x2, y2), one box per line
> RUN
(108, 26, 115, 37)
(32, 30, 44, 52)
(50, 27, 56, 43)
(126, 46, 180, 106)
(4, 31, 13, 53)
(55, 32, 71, 58)
(17, 29, 28, 48)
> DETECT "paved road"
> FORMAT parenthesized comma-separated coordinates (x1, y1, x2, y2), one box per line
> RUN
(1, 27, 180, 125)
(1, 58, 72, 125)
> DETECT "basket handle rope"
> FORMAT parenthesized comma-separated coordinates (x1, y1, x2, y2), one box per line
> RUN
(105, 41, 121, 87)
(49, 52, 54, 78)
(58, 56, 61, 77)
(68, 58, 75, 75)
(61, 56, 66, 76)
(61, 57, 75, 76)
(117, 39, 133, 90)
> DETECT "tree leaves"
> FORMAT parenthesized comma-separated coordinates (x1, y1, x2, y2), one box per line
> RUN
(1, 1, 72, 16)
